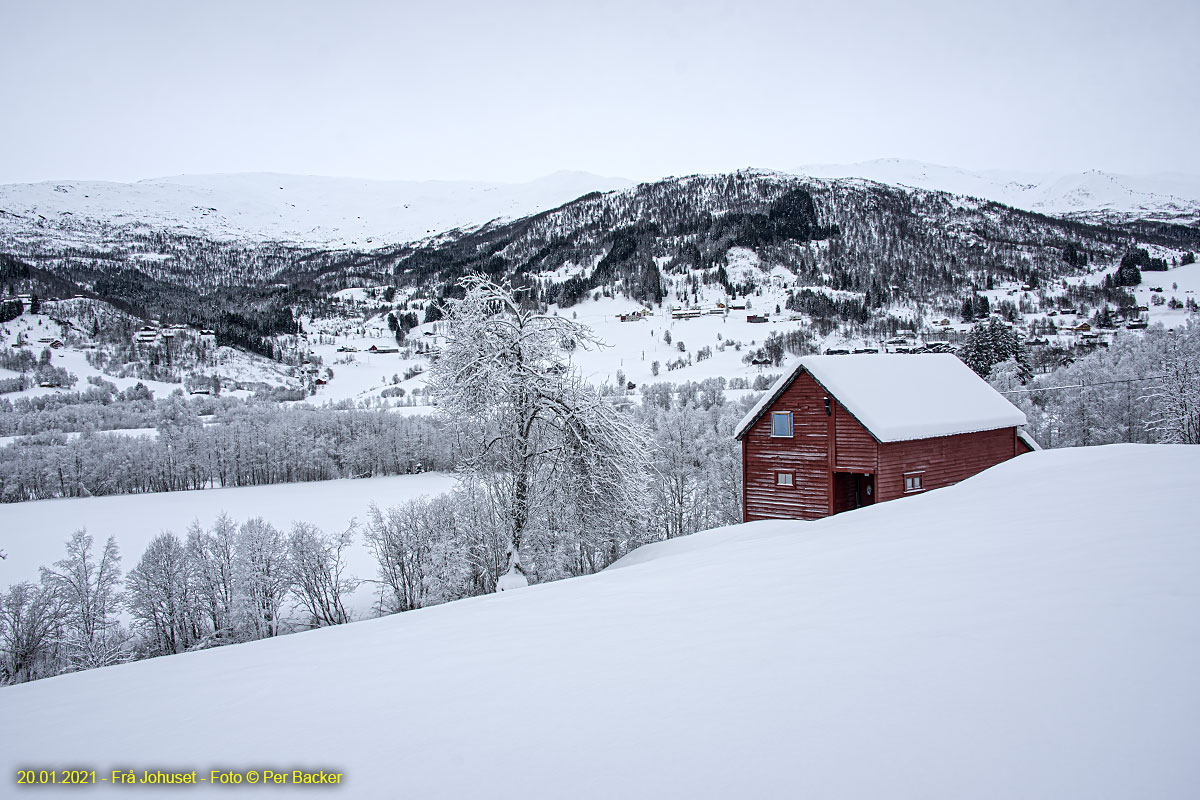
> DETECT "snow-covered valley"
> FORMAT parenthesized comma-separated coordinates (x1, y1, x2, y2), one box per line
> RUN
(2, 444, 1196, 798)
(6, 0, 1197, 794)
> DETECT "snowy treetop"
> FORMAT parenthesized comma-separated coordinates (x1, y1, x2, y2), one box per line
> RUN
(735, 354, 1027, 442)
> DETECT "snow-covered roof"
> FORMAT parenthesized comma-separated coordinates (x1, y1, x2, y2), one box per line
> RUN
(735, 354, 1027, 442)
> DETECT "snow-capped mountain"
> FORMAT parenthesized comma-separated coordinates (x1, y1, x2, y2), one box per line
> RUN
(0, 171, 633, 249)
(789, 159, 1200, 225)
(3, 164, 1197, 267)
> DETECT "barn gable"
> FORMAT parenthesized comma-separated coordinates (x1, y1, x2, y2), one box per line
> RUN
(738, 354, 1034, 522)
(736, 354, 1027, 442)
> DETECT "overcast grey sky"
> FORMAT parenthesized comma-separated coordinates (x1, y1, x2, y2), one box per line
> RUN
(2, 0, 1197, 184)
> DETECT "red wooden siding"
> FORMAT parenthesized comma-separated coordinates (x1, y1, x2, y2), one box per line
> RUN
(875, 427, 1018, 503)
(832, 400, 877, 472)
(742, 367, 1026, 522)
(742, 372, 833, 520)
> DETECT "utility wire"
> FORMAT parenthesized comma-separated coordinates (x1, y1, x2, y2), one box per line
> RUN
(1000, 375, 1165, 395)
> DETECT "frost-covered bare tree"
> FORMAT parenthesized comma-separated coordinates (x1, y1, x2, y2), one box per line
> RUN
(0, 581, 64, 683)
(234, 518, 290, 638)
(448, 479, 511, 595)
(994, 323, 1200, 449)
(637, 393, 747, 541)
(1146, 325, 1200, 444)
(544, 400, 655, 575)
(364, 501, 442, 612)
(427, 276, 651, 589)
(39, 529, 129, 671)
(126, 532, 203, 656)
(186, 515, 238, 643)
(286, 522, 359, 627)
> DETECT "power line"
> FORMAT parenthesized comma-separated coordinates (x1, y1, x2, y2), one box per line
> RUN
(1000, 375, 1165, 395)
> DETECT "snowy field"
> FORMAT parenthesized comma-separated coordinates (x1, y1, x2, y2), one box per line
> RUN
(2, 444, 1197, 798)
(0, 472, 457, 619)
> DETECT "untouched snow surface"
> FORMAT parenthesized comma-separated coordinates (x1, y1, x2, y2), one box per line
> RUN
(0, 171, 632, 249)
(2, 444, 1198, 798)
(735, 354, 1027, 441)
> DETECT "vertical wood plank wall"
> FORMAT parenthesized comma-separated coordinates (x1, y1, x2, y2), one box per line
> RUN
(875, 427, 1019, 503)
(743, 372, 837, 520)
(742, 369, 1023, 521)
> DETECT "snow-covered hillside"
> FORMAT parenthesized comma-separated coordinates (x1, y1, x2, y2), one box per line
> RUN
(2, 444, 1196, 798)
(5, 162, 1197, 260)
(791, 159, 1200, 224)
(0, 171, 632, 249)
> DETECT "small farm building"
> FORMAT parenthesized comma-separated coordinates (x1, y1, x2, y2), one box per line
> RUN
(735, 354, 1037, 521)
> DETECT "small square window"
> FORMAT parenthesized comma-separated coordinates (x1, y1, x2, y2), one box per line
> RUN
(775, 471, 794, 487)
(770, 411, 793, 437)
(904, 473, 923, 492)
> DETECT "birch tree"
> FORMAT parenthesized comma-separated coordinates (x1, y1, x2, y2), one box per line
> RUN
(1146, 326, 1200, 444)
(364, 501, 441, 612)
(0, 581, 65, 683)
(39, 529, 128, 670)
(126, 532, 203, 656)
(286, 522, 359, 627)
(186, 515, 238, 643)
(234, 518, 290, 638)
(426, 276, 650, 589)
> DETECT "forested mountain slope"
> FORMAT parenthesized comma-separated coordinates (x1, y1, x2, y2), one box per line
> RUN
(791, 159, 1200, 225)
(3, 169, 1198, 353)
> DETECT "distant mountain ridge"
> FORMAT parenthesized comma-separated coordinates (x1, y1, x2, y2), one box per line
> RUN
(787, 159, 1200, 225)
(0, 171, 635, 250)
(2, 162, 1197, 259)
(3, 165, 1199, 364)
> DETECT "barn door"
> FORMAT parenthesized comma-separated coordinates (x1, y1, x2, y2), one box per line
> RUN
(856, 474, 875, 507)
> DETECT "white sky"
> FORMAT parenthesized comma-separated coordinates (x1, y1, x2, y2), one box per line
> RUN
(2, 0, 1197, 184)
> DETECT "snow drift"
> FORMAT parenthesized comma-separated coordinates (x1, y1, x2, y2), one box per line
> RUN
(2, 444, 1197, 798)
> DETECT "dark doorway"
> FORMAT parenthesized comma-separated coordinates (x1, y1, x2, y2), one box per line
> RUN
(833, 472, 875, 515)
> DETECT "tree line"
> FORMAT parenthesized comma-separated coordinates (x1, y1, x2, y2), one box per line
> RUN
(0, 399, 454, 502)
(988, 320, 1200, 447)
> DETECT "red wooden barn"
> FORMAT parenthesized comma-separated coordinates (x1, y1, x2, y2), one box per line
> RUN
(735, 354, 1037, 521)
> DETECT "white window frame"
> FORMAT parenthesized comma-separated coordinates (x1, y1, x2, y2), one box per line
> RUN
(775, 470, 795, 487)
(903, 471, 925, 493)
(770, 411, 793, 438)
